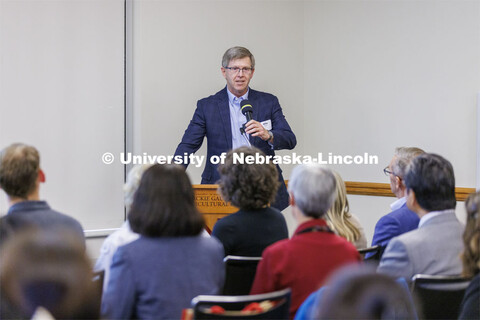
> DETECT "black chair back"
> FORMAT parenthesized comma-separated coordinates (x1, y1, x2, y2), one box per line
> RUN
(222, 255, 261, 295)
(191, 288, 291, 319)
(358, 245, 382, 264)
(411, 274, 471, 320)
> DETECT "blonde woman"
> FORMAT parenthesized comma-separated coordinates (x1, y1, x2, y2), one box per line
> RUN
(325, 171, 367, 249)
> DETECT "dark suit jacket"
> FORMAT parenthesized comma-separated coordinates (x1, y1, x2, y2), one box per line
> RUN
(175, 87, 296, 211)
(459, 273, 480, 320)
(211, 207, 288, 257)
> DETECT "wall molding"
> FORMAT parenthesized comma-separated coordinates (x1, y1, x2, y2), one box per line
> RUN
(345, 181, 475, 202)
(193, 182, 476, 202)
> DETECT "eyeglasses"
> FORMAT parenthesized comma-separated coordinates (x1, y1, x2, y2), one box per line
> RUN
(224, 67, 253, 74)
(383, 166, 394, 176)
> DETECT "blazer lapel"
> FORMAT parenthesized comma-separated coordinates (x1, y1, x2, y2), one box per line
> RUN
(217, 88, 233, 150)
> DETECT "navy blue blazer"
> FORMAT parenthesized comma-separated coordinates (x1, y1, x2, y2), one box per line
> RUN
(369, 202, 419, 257)
(175, 87, 296, 211)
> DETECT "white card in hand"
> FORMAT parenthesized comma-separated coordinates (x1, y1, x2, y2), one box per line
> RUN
(261, 119, 272, 130)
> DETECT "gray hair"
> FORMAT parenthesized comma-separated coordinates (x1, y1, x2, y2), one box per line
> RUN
(221, 46, 255, 68)
(288, 164, 337, 218)
(123, 164, 152, 209)
(392, 147, 425, 178)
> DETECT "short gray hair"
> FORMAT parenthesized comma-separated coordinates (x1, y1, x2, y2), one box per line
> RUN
(392, 147, 425, 178)
(221, 46, 255, 68)
(288, 164, 337, 218)
(124, 164, 152, 209)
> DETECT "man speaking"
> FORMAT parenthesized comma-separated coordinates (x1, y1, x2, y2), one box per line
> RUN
(174, 46, 296, 211)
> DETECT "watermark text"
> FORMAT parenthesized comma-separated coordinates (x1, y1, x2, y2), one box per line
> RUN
(101, 152, 378, 166)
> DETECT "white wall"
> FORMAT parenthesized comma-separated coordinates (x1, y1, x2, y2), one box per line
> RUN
(0, 0, 125, 237)
(134, 0, 479, 244)
(303, 0, 478, 186)
(303, 0, 479, 242)
(132, 0, 305, 182)
(1, 0, 478, 259)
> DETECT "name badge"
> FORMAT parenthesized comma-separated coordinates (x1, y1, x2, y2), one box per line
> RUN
(261, 120, 272, 131)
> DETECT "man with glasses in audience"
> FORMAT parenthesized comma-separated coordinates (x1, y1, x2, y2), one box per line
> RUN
(175, 46, 296, 211)
(377, 153, 463, 280)
(367, 147, 425, 258)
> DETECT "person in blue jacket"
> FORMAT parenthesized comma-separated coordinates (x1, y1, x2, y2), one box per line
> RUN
(175, 46, 296, 211)
(101, 164, 225, 320)
(368, 147, 424, 258)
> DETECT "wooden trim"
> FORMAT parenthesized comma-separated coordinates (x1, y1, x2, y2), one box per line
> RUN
(192, 183, 476, 231)
(344, 182, 475, 202)
(192, 184, 237, 215)
(193, 182, 476, 204)
(345, 181, 394, 198)
(453, 187, 477, 202)
(193, 184, 219, 189)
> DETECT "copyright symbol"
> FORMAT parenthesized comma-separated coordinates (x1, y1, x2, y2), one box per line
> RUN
(102, 153, 114, 165)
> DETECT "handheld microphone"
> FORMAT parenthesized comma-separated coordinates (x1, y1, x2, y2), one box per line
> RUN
(240, 100, 253, 122)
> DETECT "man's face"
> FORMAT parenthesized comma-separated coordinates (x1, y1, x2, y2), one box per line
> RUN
(221, 57, 254, 97)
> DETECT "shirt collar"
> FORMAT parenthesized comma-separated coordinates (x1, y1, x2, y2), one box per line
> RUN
(390, 196, 407, 211)
(294, 218, 328, 236)
(8, 200, 50, 214)
(418, 209, 455, 228)
(227, 88, 249, 105)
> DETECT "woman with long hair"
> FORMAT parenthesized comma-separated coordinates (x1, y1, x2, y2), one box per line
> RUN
(101, 164, 224, 320)
(324, 171, 367, 249)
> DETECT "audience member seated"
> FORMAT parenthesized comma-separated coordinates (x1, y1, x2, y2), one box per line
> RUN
(101, 164, 225, 320)
(94, 164, 150, 290)
(325, 171, 367, 249)
(250, 164, 360, 318)
(306, 265, 417, 319)
(377, 153, 464, 280)
(212, 146, 288, 256)
(95, 164, 211, 291)
(368, 147, 424, 258)
(0, 229, 100, 319)
(0, 143, 84, 248)
(458, 191, 480, 320)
